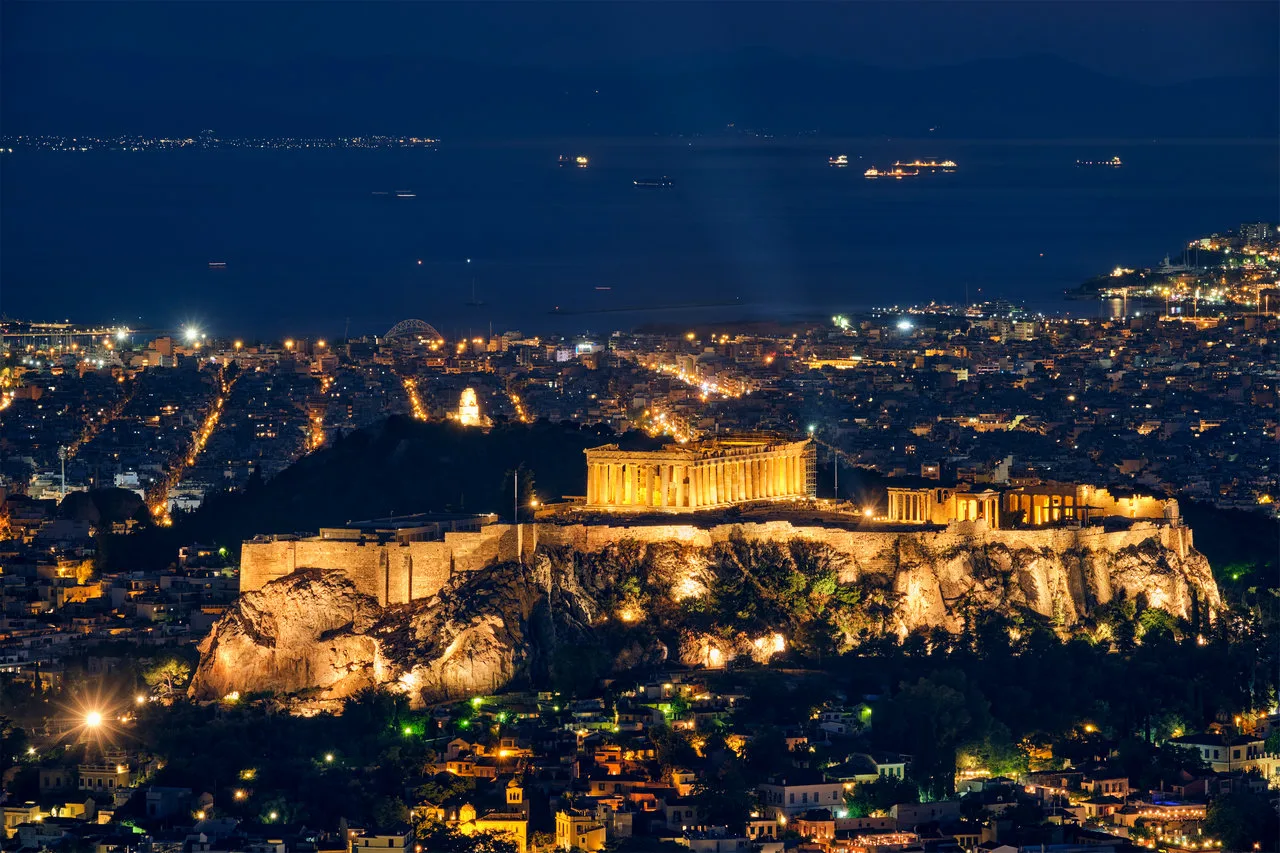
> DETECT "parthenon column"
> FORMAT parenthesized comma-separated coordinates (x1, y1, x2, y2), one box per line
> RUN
(736, 460, 746, 501)
(659, 464, 670, 508)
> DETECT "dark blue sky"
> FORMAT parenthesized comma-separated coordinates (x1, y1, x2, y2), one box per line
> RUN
(4, 1, 1277, 100)
(4, 1, 1276, 81)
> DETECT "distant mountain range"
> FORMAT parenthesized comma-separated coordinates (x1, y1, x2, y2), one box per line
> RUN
(3, 50, 1275, 139)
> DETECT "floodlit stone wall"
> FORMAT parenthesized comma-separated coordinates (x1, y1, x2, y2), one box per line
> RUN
(240, 524, 523, 605)
(239, 517, 1208, 626)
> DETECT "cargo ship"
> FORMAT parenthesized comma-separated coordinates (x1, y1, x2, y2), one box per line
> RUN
(1076, 156, 1123, 167)
(828, 154, 849, 167)
(633, 177, 673, 187)
(864, 166, 919, 179)
(894, 158, 957, 172)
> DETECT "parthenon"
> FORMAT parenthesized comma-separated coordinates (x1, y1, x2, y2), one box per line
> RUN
(584, 436, 815, 512)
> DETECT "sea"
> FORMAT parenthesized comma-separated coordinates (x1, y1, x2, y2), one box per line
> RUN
(1, 137, 1275, 339)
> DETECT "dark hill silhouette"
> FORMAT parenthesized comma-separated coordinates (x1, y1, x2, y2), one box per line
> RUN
(97, 417, 660, 570)
(7, 51, 1274, 139)
(59, 487, 147, 526)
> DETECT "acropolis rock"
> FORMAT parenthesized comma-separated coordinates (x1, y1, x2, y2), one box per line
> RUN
(192, 518, 1220, 707)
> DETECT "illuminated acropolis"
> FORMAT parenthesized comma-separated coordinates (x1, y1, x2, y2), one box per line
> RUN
(584, 436, 815, 512)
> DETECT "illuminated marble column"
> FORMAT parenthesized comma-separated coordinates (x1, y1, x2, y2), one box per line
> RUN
(736, 460, 746, 502)
(659, 464, 670, 508)
(676, 465, 687, 508)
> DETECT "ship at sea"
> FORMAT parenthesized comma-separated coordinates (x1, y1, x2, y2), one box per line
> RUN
(559, 154, 590, 168)
(1076, 156, 1123, 167)
(894, 158, 957, 172)
(828, 154, 849, 167)
(633, 177, 673, 187)
(864, 166, 920, 179)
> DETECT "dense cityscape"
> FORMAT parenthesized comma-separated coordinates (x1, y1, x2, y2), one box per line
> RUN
(2, 217, 1278, 853)
(3, 3, 1279, 853)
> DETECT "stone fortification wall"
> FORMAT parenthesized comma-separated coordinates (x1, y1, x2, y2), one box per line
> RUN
(240, 524, 522, 605)
(240, 518, 1210, 630)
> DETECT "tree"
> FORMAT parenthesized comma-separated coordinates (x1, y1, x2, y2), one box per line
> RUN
(144, 657, 193, 701)
(1203, 790, 1278, 851)
(846, 777, 918, 817)
(879, 674, 981, 799)
(417, 823, 518, 853)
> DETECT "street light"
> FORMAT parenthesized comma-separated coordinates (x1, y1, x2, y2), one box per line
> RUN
(184, 326, 200, 343)
(84, 711, 103, 728)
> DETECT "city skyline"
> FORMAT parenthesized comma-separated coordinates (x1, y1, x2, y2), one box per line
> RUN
(2, 4, 1278, 852)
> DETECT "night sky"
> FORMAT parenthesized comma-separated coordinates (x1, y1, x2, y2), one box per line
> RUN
(4, 1, 1277, 133)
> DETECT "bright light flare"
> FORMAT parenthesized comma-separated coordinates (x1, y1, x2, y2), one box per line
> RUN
(84, 711, 103, 728)
(184, 326, 200, 343)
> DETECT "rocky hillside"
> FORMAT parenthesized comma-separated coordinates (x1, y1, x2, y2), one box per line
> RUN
(192, 526, 1220, 707)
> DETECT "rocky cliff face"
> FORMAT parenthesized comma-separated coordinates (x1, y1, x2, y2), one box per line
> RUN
(192, 526, 1220, 707)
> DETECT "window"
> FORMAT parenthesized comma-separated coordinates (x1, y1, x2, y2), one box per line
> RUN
(802, 794, 808, 803)
(789, 794, 794, 804)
